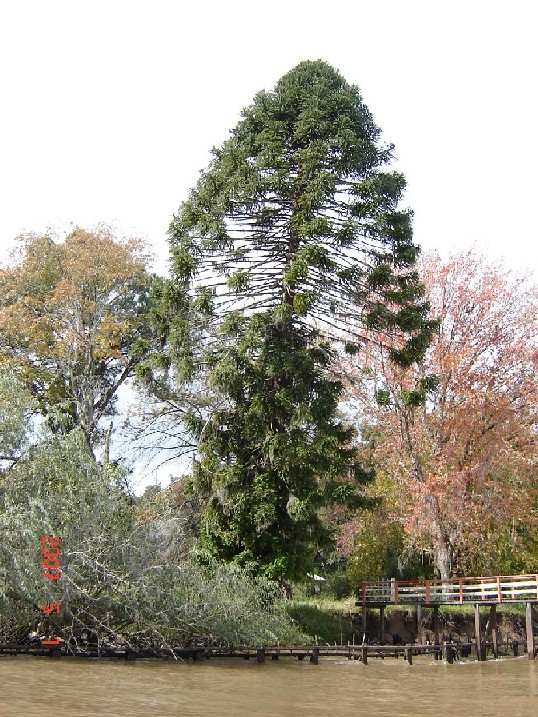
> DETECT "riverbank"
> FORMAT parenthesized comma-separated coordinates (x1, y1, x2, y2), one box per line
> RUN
(1, 597, 529, 660)
(287, 597, 528, 646)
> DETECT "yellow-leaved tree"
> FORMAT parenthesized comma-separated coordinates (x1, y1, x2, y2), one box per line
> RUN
(0, 227, 153, 455)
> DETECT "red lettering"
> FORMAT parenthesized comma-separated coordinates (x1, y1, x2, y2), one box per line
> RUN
(41, 547, 60, 558)
(41, 557, 60, 569)
(42, 569, 61, 581)
(41, 603, 61, 615)
(40, 536, 61, 548)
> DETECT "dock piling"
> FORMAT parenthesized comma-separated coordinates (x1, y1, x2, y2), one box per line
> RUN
(361, 607, 367, 644)
(525, 602, 535, 660)
(474, 604, 486, 661)
(433, 606, 440, 658)
(379, 606, 385, 644)
(488, 605, 498, 659)
(416, 604, 422, 645)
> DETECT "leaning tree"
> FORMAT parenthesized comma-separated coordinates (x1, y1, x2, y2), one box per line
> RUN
(156, 60, 435, 581)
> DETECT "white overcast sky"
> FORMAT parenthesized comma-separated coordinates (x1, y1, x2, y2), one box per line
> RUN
(1, 0, 537, 276)
(1, 0, 536, 489)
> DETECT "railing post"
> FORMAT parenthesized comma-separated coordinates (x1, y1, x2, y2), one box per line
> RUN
(426, 580, 431, 605)
(497, 576, 502, 603)
(362, 581, 366, 607)
(459, 578, 463, 604)
(394, 580, 398, 606)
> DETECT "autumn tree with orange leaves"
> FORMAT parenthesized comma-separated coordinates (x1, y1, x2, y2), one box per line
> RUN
(0, 228, 153, 455)
(342, 250, 538, 579)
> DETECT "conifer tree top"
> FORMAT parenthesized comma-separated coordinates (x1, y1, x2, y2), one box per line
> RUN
(169, 59, 434, 370)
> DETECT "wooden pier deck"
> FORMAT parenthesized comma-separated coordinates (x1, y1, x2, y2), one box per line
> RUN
(358, 573, 538, 661)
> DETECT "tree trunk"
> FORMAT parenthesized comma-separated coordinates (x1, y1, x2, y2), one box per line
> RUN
(422, 492, 454, 580)
(434, 536, 453, 581)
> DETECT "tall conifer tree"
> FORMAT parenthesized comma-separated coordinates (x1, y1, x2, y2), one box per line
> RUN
(159, 60, 435, 581)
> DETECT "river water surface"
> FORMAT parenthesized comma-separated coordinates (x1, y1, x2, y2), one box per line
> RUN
(1, 655, 537, 716)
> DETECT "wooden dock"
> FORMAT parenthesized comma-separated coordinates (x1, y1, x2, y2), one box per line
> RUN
(0, 639, 528, 664)
(359, 574, 538, 660)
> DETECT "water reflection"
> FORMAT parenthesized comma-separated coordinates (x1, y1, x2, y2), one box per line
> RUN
(0, 656, 537, 717)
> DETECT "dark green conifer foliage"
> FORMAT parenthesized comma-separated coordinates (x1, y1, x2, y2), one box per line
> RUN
(163, 60, 435, 580)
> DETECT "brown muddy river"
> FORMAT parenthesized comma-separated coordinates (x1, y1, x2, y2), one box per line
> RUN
(1, 655, 537, 716)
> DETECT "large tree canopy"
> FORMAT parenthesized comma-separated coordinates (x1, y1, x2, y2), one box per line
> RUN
(156, 60, 435, 581)
(0, 228, 153, 453)
(342, 250, 538, 579)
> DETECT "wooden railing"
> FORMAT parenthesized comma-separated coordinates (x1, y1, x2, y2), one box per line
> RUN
(360, 574, 538, 606)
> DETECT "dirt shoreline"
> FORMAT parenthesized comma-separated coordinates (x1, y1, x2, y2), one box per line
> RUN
(354, 608, 527, 645)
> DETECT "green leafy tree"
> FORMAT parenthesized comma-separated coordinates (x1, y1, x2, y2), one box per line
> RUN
(0, 426, 304, 648)
(157, 60, 435, 582)
(0, 371, 36, 467)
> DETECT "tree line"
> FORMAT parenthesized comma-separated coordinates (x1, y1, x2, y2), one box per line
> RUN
(1, 60, 537, 646)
